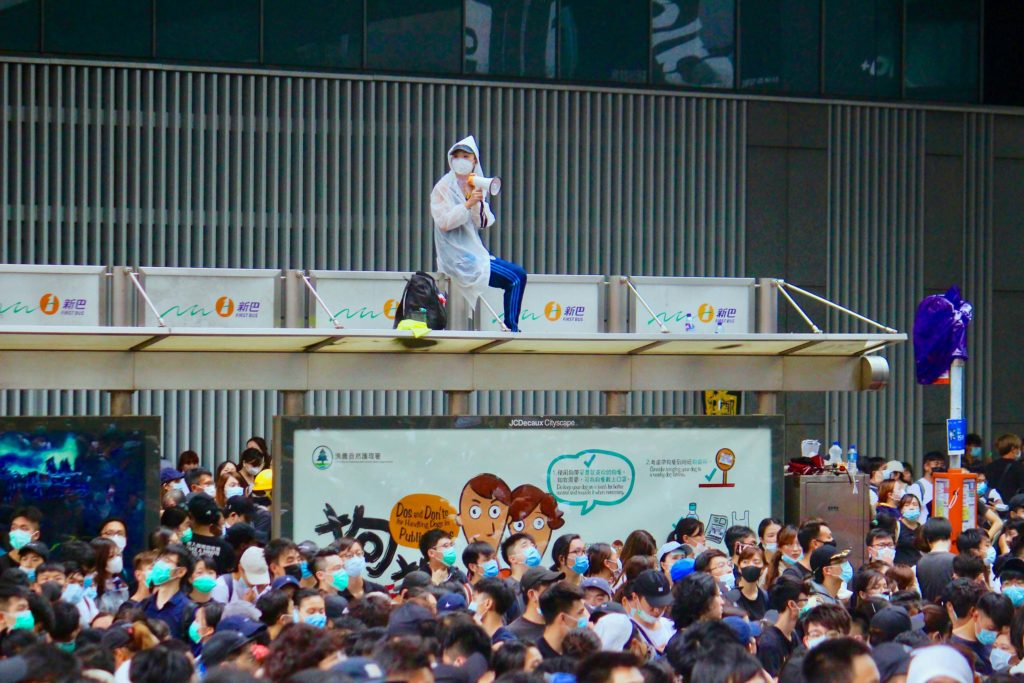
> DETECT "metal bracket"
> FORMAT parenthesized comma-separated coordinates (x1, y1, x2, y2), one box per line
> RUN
(297, 272, 344, 330)
(621, 277, 670, 334)
(774, 280, 899, 335)
(125, 268, 167, 328)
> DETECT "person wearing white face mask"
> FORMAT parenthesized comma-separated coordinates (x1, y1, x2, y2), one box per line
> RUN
(864, 528, 897, 568)
(185, 467, 215, 497)
(335, 538, 386, 600)
(99, 517, 130, 555)
(89, 536, 129, 614)
(238, 448, 265, 495)
(432, 135, 527, 333)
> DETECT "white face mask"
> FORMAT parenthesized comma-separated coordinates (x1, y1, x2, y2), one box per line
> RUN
(109, 534, 127, 552)
(245, 465, 262, 477)
(203, 485, 216, 497)
(106, 556, 124, 575)
(451, 157, 474, 175)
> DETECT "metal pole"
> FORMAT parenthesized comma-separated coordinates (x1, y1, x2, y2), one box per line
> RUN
(755, 278, 779, 415)
(775, 281, 822, 334)
(109, 391, 134, 416)
(603, 278, 630, 415)
(298, 272, 343, 329)
(126, 268, 167, 327)
(778, 280, 899, 334)
(479, 296, 511, 333)
(622, 277, 670, 334)
(284, 269, 305, 328)
(950, 358, 965, 470)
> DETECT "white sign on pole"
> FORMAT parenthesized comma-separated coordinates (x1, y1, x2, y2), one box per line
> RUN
(627, 277, 755, 334)
(138, 268, 280, 328)
(0, 265, 106, 326)
(308, 272, 415, 330)
(283, 417, 779, 584)
(477, 275, 605, 333)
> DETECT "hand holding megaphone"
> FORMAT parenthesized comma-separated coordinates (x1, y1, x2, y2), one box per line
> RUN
(469, 173, 501, 197)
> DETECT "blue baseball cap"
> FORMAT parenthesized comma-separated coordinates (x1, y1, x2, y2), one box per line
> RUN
(438, 592, 468, 613)
(723, 616, 761, 643)
(670, 557, 695, 582)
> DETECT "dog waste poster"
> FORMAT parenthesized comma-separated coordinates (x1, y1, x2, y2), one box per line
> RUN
(278, 416, 783, 584)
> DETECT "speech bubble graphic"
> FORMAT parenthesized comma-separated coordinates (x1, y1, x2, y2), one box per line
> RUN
(546, 449, 636, 516)
(389, 493, 459, 549)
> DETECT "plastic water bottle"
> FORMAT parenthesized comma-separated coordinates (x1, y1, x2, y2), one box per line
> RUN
(827, 441, 843, 466)
(686, 502, 699, 519)
(409, 307, 428, 324)
(715, 321, 723, 334)
(684, 313, 695, 332)
(846, 445, 859, 474)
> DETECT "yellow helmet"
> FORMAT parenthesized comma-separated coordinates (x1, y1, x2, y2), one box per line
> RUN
(253, 469, 273, 493)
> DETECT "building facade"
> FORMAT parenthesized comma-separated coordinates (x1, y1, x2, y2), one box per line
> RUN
(0, 1, 1021, 467)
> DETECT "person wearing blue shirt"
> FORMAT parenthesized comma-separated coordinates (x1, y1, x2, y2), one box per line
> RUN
(140, 544, 197, 643)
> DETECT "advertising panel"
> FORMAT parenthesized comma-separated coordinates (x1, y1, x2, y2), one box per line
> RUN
(279, 416, 782, 584)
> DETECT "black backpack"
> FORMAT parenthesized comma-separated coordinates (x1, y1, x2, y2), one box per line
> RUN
(393, 272, 447, 330)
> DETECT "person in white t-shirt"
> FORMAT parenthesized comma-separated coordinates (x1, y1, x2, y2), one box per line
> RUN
(622, 569, 675, 651)
(907, 452, 948, 524)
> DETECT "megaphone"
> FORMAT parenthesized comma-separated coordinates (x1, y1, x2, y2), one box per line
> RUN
(469, 173, 501, 197)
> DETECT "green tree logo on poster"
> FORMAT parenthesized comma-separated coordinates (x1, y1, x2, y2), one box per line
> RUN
(312, 446, 333, 471)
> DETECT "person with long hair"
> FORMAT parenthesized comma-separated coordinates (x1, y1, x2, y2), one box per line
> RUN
(619, 530, 658, 569)
(584, 542, 620, 584)
(875, 480, 903, 522)
(214, 471, 246, 508)
(88, 537, 129, 615)
(670, 518, 706, 554)
(764, 525, 800, 590)
(214, 460, 238, 483)
(550, 533, 587, 587)
(758, 517, 783, 562)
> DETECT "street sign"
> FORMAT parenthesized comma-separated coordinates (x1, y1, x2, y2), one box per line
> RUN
(947, 418, 967, 455)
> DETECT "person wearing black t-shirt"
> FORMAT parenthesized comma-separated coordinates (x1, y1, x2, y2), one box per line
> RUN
(726, 548, 770, 621)
(756, 579, 808, 678)
(184, 494, 236, 576)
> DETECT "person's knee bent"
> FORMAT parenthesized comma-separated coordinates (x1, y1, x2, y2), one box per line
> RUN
(515, 265, 527, 286)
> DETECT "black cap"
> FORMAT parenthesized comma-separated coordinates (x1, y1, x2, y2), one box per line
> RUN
(100, 622, 134, 650)
(224, 496, 255, 519)
(202, 631, 251, 668)
(399, 571, 431, 592)
(632, 569, 673, 607)
(869, 607, 913, 644)
(325, 594, 349, 620)
(386, 603, 435, 638)
(809, 545, 848, 574)
(20, 542, 49, 561)
(187, 493, 221, 526)
(521, 566, 565, 592)
(332, 657, 386, 683)
(216, 616, 267, 639)
(1009, 494, 1024, 512)
(870, 642, 910, 682)
(224, 522, 258, 548)
(997, 557, 1024, 578)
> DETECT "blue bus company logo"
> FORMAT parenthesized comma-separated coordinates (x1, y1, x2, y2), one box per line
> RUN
(312, 445, 334, 471)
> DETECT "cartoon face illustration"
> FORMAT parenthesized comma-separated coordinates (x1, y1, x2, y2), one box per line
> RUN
(457, 473, 512, 547)
(507, 484, 565, 557)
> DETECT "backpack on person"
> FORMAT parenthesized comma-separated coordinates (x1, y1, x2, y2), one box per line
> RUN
(393, 272, 447, 330)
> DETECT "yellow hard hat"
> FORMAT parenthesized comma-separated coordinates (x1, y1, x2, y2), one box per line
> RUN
(253, 469, 273, 492)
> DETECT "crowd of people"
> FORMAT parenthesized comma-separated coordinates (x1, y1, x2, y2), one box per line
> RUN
(5, 435, 1024, 683)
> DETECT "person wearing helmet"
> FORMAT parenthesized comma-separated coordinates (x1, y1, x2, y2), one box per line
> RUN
(431, 135, 527, 333)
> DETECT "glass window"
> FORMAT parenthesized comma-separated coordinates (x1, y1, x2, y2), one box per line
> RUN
(823, 0, 901, 99)
(264, 0, 362, 69)
(984, 0, 1024, 105)
(905, 0, 978, 102)
(366, 0, 462, 74)
(45, 0, 151, 57)
(739, 0, 819, 94)
(156, 0, 259, 63)
(560, 0, 648, 84)
(0, 0, 40, 53)
(465, 0, 557, 79)
(652, 0, 735, 88)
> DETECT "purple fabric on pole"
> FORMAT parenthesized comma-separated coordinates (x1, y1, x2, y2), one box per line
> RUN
(913, 286, 973, 385)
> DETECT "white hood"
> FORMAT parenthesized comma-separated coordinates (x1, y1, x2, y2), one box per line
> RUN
(448, 135, 484, 175)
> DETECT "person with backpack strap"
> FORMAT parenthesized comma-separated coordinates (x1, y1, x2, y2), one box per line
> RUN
(431, 135, 527, 333)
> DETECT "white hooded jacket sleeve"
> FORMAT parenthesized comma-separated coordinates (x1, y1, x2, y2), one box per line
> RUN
(432, 135, 496, 305)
